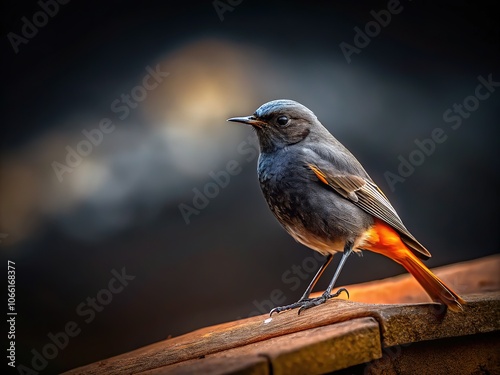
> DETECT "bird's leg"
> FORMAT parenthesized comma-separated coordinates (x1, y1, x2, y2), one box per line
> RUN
(270, 254, 333, 316)
(297, 242, 353, 314)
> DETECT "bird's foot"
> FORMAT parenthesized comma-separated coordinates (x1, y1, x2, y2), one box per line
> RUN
(297, 288, 349, 315)
(269, 288, 349, 316)
(269, 299, 312, 316)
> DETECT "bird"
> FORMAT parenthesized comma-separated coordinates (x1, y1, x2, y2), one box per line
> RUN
(227, 99, 465, 315)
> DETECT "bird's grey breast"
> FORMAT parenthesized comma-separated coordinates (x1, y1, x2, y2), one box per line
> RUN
(257, 149, 307, 224)
(257, 146, 373, 254)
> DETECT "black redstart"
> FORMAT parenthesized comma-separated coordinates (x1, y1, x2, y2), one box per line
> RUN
(228, 99, 465, 314)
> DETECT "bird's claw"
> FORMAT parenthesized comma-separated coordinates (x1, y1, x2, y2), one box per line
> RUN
(334, 287, 349, 299)
(270, 288, 349, 316)
(269, 299, 311, 316)
(297, 288, 349, 314)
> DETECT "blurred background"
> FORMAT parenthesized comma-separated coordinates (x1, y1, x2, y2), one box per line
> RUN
(0, 0, 499, 372)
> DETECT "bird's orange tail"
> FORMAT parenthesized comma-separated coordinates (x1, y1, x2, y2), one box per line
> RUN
(364, 219, 465, 312)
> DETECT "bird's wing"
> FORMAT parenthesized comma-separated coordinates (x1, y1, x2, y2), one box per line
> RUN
(307, 164, 432, 259)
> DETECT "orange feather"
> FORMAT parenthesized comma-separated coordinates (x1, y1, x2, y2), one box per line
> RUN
(364, 219, 465, 312)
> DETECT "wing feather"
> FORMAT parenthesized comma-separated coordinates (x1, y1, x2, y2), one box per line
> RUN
(308, 163, 431, 259)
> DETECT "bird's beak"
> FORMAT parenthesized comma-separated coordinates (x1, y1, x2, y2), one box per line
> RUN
(227, 116, 265, 128)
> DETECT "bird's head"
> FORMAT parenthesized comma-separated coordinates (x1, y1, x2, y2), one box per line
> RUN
(228, 99, 322, 153)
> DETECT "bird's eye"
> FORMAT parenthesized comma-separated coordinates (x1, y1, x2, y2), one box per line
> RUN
(277, 116, 289, 126)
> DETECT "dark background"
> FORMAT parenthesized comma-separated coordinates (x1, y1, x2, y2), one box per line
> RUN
(1, 0, 499, 373)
